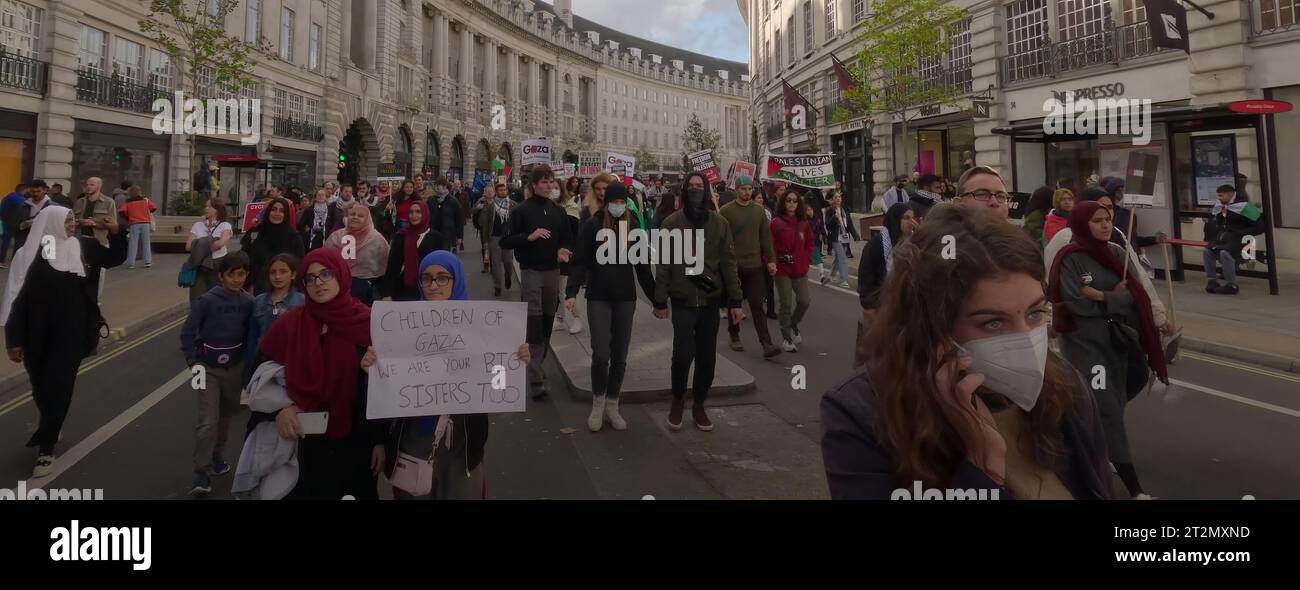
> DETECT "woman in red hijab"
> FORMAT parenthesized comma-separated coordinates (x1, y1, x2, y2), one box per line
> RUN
(257, 248, 387, 500)
(1047, 200, 1167, 500)
(379, 199, 445, 301)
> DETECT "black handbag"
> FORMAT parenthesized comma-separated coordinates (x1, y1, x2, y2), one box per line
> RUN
(1107, 316, 1150, 400)
(687, 266, 720, 294)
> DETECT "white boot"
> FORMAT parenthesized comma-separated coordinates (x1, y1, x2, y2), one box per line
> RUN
(605, 398, 627, 431)
(588, 395, 606, 432)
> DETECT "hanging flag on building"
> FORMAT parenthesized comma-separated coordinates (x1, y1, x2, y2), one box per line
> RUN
(831, 54, 856, 95)
(783, 80, 816, 128)
(1143, 0, 1190, 54)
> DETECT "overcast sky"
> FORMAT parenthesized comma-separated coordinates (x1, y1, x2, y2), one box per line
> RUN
(572, 0, 749, 63)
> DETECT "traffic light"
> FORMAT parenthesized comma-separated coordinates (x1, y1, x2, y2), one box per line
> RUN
(337, 141, 347, 169)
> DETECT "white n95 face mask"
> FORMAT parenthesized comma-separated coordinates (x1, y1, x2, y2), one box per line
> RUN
(550, 188, 562, 200)
(607, 203, 627, 217)
(953, 325, 1049, 412)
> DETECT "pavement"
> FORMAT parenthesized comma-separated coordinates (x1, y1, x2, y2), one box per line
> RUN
(1, 222, 1298, 499)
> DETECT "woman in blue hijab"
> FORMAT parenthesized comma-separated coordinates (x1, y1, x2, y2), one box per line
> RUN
(367, 250, 528, 499)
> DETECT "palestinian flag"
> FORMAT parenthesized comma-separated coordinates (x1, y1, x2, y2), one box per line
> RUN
(1213, 200, 1261, 221)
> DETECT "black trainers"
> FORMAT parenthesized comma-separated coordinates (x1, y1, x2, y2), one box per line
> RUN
(1214, 282, 1239, 295)
(212, 452, 232, 476)
(494, 287, 502, 297)
(729, 336, 744, 352)
(762, 343, 782, 358)
(531, 382, 549, 400)
(189, 471, 212, 497)
(1205, 279, 1219, 293)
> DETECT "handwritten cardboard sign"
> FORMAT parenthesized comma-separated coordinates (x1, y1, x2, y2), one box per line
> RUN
(366, 300, 528, 419)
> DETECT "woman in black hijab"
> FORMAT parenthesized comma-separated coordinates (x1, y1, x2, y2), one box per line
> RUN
(242, 198, 304, 294)
(854, 202, 920, 368)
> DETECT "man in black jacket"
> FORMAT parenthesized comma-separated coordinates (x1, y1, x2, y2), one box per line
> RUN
(1203, 184, 1264, 295)
(501, 167, 574, 399)
(428, 185, 463, 252)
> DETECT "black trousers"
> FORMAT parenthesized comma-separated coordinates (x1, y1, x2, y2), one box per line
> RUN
(285, 435, 379, 500)
(670, 301, 722, 403)
(727, 266, 773, 345)
(587, 300, 635, 399)
(25, 353, 82, 453)
(763, 269, 776, 316)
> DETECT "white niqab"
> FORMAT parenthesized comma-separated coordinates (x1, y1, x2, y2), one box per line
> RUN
(0, 206, 84, 326)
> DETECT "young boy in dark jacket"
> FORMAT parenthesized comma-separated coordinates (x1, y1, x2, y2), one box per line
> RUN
(181, 251, 254, 496)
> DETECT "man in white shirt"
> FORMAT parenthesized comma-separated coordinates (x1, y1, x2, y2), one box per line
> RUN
(881, 175, 910, 209)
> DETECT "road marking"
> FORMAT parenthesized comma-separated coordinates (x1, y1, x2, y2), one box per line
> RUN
(1170, 378, 1300, 420)
(25, 369, 191, 490)
(1181, 351, 1300, 384)
(0, 316, 186, 417)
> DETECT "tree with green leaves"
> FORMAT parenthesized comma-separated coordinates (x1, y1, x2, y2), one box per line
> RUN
(139, 0, 273, 209)
(835, 0, 967, 176)
(679, 113, 721, 174)
(634, 146, 658, 174)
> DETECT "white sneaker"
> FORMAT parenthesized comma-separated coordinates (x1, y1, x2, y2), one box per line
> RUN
(605, 398, 627, 431)
(588, 396, 606, 432)
(792, 329, 802, 346)
(554, 315, 565, 331)
(568, 320, 584, 335)
(1133, 493, 1157, 500)
(781, 339, 798, 352)
(32, 454, 55, 478)
(839, 280, 853, 289)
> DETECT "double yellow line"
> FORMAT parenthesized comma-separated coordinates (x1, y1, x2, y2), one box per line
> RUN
(0, 316, 187, 418)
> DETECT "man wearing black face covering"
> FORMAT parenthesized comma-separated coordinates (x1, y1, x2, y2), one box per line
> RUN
(652, 177, 743, 432)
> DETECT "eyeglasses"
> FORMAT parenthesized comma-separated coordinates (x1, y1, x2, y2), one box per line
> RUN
(302, 269, 336, 286)
(959, 190, 1011, 204)
(420, 275, 454, 288)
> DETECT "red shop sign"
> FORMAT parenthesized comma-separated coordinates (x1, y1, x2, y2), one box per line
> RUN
(1227, 100, 1293, 114)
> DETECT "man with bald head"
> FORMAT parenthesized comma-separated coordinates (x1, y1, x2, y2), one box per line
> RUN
(73, 176, 121, 302)
(952, 165, 1011, 219)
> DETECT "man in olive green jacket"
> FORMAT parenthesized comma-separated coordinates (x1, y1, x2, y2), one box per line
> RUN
(652, 176, 743, 433)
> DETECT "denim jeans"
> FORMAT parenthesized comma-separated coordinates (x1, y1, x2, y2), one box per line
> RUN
(830, 241, 851, 283)
(1203, 248, 1237, 284)
(126, 223, 152, 266)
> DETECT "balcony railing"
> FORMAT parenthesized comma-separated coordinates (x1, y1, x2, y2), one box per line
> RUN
(0, 47, 47, 94)
(272, 116, 324, 142)
(76, 68, 169, 114)
(1250, 0, 1300, 37)
(1001, 20, 1176, 86)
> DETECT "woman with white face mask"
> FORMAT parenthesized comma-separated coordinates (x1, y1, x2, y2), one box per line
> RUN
(1048, 200, 1167, 500)
(821, 204, 1113, 500)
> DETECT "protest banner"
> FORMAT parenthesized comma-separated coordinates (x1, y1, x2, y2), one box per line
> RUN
(759, 154, 835, 189)
(377, 162, 406, 183)
(550, 162, 576, 180)
(522, 138, 553, 166)
(605, 151, 636, 176)
(578, 151, 604, 177)
(727, 161, 757, 189)
(242, 201, 268, 232)
(689, 150, 722, 184)
(366, 300, 529, 419)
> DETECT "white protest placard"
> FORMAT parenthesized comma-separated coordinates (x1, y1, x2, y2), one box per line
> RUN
(578, 151, 604, 177)
(366, 300, 529, 419)
(522, 137, 553, 167)
(605, 151, 636, 177)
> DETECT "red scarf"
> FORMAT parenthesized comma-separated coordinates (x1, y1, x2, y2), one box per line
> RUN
(1047, 201, 1167, 384)
(258, 249, 373, 437)
(398, 200, 432, 288)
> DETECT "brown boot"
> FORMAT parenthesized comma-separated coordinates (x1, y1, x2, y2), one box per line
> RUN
(668, 398, 685, 431)
(692, 403, 714, 432)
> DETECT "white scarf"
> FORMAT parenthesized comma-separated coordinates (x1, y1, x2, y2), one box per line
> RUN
(882, 227, 897, 274)
(1, 206, 84, 326)
(914, 189, 943, 204)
